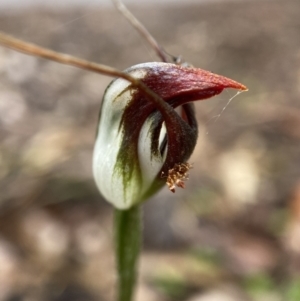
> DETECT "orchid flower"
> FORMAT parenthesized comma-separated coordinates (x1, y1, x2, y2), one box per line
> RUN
(0, 11, 248, 301)
(93, 62, 247, 209)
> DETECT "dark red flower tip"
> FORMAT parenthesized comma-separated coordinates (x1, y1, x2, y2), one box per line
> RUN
(138, 63, 248, 105)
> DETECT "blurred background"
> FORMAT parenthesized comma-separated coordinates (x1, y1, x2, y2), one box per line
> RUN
(0, 0, 300, 300)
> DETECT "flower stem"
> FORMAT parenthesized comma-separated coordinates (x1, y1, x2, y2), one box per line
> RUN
(114, 205, 141, 301)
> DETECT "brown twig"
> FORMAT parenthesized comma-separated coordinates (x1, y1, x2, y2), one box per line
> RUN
(0, 31, 173, 115)
(111, 0, 168, 63)
(0, 31, 129, 80)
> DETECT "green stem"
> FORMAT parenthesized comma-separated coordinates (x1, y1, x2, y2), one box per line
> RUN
(114, 205, 141, 301)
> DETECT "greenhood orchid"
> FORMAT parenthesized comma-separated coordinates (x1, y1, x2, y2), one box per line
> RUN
(93, 62, 247, 209)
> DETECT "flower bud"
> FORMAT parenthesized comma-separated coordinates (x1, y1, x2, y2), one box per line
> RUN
(93, 62, 246, 209)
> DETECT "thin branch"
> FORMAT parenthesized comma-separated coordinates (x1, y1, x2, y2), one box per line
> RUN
(111, 0, 168, 63)
(0, 31, 172, 115)
(0, 31, 129, 80)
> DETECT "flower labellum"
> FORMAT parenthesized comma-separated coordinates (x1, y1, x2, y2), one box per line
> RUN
(93, 62, 247, 209)
(165, 162, 193, 193)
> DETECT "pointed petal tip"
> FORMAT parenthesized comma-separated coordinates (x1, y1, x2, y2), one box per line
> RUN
(190, 66, 248, 93)
(238, 83, 248, 91)
(220, 76, 248, 92)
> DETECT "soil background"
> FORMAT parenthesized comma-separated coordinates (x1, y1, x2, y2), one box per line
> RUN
(0, 1, 300, 300)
